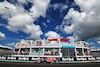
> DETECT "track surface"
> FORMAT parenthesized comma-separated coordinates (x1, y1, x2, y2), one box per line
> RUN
(0, 62, 100, 67)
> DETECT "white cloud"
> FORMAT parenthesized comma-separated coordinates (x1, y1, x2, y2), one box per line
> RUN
(0, 23, 5, 26)
(74, 0, 97, 12)
(0, 1, 25, 19)
(45, 31, 62, 39)
(47, 19, 50, 23)
(0, 32, 5, 38)
(97, 41, 100, 45)
(52, 3, 68, 12)
(67, 36, 78, 42)
(90, 46, 96, 49)
(6, 42, 15, 46)
(45, 31, 63, 43)
(17, 0, 28, 4)
(42, 22, 47, 27)
(90, 42, 95, 45)
(94, 37, 100, 45)
(24, 24, 43, 40)
(8, 14, 33, 28)
(30, 0, 50, 18)
(56, 0, 100, 41)
(6, 13, 34, 32)
(0, 0, 50, 40)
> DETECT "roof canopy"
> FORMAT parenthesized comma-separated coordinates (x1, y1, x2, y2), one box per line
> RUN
(0, 44, 13, 49)
(48, 39, 70, 42)
(60, 39, 70, 42)
(48, 39, 57, 41)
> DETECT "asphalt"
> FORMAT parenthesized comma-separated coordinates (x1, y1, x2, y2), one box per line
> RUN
(0, 62, 100, 67)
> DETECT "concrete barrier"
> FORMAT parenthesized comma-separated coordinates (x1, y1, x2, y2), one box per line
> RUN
(23, 57, 29, 61)
(88, 57, 95, 60)
(19, 57, 24, 60)
(96, 57, 100, 60)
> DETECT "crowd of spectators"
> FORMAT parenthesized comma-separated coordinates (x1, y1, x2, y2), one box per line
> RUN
(44, 50, 59, 56)
(19, 50, 29, 55)
(91, 51, 100, 57)
(0, 48, 13, 56)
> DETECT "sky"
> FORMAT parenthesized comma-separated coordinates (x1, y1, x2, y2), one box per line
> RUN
(0, 0, 100, 49)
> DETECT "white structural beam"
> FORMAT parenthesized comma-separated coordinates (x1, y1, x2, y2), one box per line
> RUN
(29, 48, 32, 55)
(18, 48, 21, 55)
(75, 48, 77, 57)
(82, 48, 85, 56)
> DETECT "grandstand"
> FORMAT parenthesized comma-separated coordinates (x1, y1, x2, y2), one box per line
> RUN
(90, 49, 100, 57)
(0, 44, 13, 56)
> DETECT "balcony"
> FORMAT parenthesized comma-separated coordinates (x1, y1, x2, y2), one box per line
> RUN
(15, 43, 89, 48)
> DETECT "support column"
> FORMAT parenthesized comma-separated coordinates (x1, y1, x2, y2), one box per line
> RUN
(74, 48, 77, 61)
(43, 38, 45, 46)
(18, 48, 21, 55)
(59, 38, 60, 46)
(82, 48, 85, 56)
(13, 48, 15, 52)
(13, 48, 15, 55)
(59, 48, 61, 56)
(73, 37, 74, 46)
(29, 48, 32, 55)
(68, 49, 69, 58)
(75, 48, 77, 57)
(43, 48, 45, 56)
(87, 49, 90, 55)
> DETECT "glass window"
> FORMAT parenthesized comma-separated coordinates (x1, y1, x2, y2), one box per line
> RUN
(62, 48, 75, 58)
(62, 48, 68, 58)
(69, 48, 75, 57)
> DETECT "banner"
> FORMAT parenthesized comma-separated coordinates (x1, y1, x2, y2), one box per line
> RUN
(60, 39, 70, 42)
(48, 39, 57, 41)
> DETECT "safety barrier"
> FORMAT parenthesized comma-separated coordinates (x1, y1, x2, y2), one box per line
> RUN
(7, 57, 16, 60)
(18, 57, 29, 61)
(62, 58, 74, 61)
(0, 56, 6, 60)
(96, 57, 100, 60)
(77, 57, 86, 61)
(31, 58, 40, 61)
(88, 57, 95, 60)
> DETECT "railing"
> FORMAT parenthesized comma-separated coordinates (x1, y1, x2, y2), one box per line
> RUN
(74, 44, 84, 47)
(44, 43, 59, 46)
(15, 43, 89, 47)
(31, 52, 43, 55)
